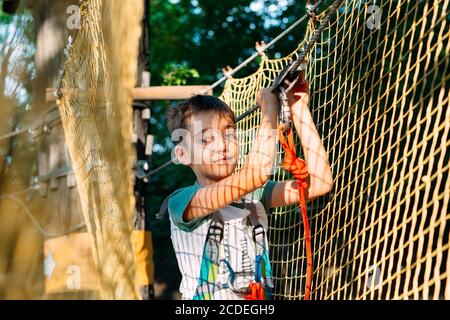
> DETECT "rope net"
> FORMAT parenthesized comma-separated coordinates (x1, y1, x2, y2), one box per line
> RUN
(0, 0, 145, 299)
(220, 0, 449, 300)
(56, 0, 143, 299)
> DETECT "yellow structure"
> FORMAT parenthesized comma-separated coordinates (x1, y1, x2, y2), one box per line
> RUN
(57, 0, 144, 299)
(220, 0, 450, 300)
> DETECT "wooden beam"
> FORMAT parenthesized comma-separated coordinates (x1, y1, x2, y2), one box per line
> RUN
(132, 86, 212, 100)
(46, 86, 212, 103)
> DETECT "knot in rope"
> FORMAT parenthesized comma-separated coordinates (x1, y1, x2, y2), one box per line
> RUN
(278, 127, 310, 190)
(277, 125, 313, 300)
(222, 65, 234, 79)
(283, 150, 310, 190)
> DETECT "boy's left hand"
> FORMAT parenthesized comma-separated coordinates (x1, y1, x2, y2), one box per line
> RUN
(257, 86, 279, 117)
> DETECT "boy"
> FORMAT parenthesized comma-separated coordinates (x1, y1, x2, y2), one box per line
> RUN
(164, 81, 333, 300)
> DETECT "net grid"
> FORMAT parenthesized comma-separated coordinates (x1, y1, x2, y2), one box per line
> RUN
(219, 0, 449, 300)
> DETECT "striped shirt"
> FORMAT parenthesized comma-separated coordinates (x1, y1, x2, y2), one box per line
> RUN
(167, 181, 276, 300)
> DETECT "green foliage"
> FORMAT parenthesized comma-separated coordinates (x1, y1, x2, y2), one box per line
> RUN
(162, 62, 199, 85)
(0, 6, 13, 24)
(149, 0, 311, 85)
(0, 5, 35, 106)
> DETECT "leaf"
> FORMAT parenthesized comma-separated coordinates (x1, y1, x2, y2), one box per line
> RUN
(161, 62, 200, 86)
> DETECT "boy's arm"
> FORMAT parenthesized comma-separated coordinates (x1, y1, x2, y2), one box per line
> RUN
(270, 84, 333, 207)
(183, 88, 278, 222)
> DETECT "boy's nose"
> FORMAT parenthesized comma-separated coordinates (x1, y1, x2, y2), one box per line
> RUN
(214, 135, 226, 153)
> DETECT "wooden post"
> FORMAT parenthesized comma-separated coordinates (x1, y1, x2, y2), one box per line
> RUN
(131, 1, 156, 299)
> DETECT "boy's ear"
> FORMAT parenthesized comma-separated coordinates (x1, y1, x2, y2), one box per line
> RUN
(174, 144, 191, 166)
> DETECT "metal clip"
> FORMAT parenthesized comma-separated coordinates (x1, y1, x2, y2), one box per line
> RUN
(252, 224, 265, 243)
(306, 3, 319, 20)
(208, 222, 224, 242)
(278, 87, 291, 132)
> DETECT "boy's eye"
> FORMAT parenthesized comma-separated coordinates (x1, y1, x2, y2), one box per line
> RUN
(201, 136, 213, 144)
(224, 132, 236, 140)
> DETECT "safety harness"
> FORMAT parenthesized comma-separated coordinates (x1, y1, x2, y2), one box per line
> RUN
(193, 202, 273, 300)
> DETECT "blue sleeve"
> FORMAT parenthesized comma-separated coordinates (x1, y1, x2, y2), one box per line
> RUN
(168, 183, 209, 232)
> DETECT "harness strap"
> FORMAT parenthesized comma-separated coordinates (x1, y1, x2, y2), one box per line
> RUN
(246, 203, 272, 300)
(194, 203, 273, 300)
(233, 202, 273, 300)
(193, 213, 223, 300)
(156, 195, 170, 220)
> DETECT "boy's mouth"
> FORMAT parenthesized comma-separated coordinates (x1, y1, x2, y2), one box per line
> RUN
(213, 155, 234, 164)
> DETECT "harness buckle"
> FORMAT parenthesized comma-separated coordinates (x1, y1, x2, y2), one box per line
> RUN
(253, 224, 265, 243)
(208, 223, 224, 242)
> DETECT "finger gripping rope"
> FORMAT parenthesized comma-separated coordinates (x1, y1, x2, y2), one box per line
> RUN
(283, 150, 309, 189)
(277, 127, 313, 300)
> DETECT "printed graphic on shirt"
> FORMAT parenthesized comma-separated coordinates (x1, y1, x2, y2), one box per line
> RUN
(167, 181, 276, 300)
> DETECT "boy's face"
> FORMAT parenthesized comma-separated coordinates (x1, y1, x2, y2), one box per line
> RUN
(180, 110, 238, 183)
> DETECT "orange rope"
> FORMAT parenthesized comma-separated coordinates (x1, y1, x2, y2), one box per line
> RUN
(277, 126, 312, 300)
(245, 282, 264, 300)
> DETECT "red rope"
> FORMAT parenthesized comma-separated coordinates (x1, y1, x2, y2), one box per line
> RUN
(277, 126, 313, 300)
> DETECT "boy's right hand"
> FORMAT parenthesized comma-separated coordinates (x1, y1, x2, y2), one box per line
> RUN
(257, 87, 278, 114)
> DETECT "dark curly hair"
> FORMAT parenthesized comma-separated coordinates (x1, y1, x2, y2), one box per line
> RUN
(167, 95, 236, 136)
